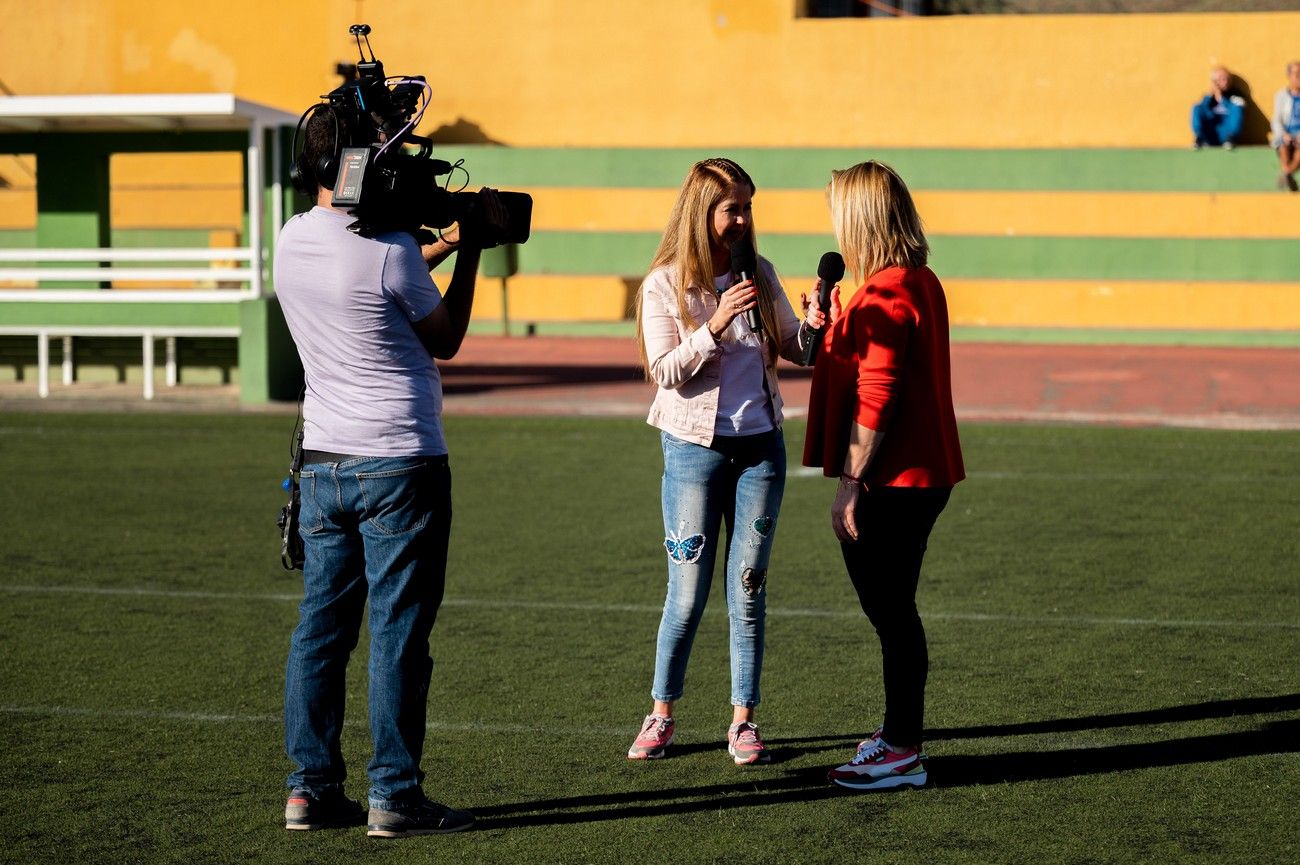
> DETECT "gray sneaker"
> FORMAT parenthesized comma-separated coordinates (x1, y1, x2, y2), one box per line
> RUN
(367, 795, 474, 837)
(284, 788, 366, 830)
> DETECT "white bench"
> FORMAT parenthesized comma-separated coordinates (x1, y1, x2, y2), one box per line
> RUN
(0, 247, 259, 399)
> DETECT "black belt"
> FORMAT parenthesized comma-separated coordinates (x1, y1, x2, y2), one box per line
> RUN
(301, 450, 448, 466)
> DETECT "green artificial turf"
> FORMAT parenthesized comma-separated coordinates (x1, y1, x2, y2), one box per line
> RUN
(0, 414, 1296, 865)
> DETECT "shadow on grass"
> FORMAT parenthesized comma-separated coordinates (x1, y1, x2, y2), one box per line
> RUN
(441, 364, 642, 396)
(474, 696, 1300, 829)
(774, 693, 1300, 759)
(927, 692, 1300, 741)
(439, 362, 813, 396)
(929, 717, 1297, 788)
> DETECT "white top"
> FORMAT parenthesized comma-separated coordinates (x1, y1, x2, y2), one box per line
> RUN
(274, 207, 448, 456)
(641, 259, 809, 447)
(712, 273, 776, 437)
(1272, 87, 1300, 147)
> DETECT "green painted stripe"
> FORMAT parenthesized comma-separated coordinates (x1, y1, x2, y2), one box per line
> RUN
(520, 232, 659, 276)
(0, 230, 37, 247)
(927, 236, 1300, 282)
(8, 226, 1295, 282)
(0, 302, 240, 328)
(0, 229, 217, 250)
(454, 146, 1276, 192)
(109, 230, 223, 248)
(516, 231, 1300, 282)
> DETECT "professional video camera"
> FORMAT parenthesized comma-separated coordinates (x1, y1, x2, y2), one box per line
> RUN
(290, 24, 532, 246)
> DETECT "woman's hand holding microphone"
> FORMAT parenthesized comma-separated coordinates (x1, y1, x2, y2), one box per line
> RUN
(707, 279, 758, 339)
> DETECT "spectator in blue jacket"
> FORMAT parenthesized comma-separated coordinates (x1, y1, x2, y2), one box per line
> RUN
(1191, 65, 1245, 150)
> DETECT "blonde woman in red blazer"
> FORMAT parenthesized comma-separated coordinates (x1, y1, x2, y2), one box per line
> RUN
(803, 161, 965, 792)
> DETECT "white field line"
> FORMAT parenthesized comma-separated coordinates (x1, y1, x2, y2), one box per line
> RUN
(2, 584, 1297, 630)
(789, 466, 1298, 483)
(955, 408, 1300, 432)
(0, 704, 630, 737)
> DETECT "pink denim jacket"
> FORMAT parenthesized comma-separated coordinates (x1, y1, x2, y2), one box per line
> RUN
(641, 259, 809, 446)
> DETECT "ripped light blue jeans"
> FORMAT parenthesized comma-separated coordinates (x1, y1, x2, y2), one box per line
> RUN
(652, 428, 786, 708)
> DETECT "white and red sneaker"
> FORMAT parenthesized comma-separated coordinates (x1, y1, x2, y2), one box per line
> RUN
(727, 721, 771, 765)
(828, 739, 927, 790)
(627, 714, 675, 760)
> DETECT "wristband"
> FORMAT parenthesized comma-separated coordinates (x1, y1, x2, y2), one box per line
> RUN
(839, 474, 862, 486)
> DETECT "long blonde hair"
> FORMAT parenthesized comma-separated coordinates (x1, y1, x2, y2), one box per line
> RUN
(635, 157, 782, 374)
(828, 161, 929, 287)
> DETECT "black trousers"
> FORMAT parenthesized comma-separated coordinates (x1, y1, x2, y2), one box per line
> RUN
(839, 485, 951, 748)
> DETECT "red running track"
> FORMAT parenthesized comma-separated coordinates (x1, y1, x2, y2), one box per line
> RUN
(439, 337, 1300, 430)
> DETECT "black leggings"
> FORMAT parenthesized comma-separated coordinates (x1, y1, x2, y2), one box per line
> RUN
(839, 486, 951, 748)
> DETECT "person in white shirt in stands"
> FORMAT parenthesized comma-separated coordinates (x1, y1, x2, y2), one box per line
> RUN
(1271, 60, 1300, 191)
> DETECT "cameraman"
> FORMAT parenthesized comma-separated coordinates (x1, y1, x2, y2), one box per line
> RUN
(275, 107, 497, 837)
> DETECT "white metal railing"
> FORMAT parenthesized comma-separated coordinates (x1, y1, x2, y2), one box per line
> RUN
(0, 247, 262, 299)
(0, 246, 258, 398)
(0, 249, 255, 262)
(17, 328, 242, 400)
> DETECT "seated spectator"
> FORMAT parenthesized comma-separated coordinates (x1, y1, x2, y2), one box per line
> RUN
(1191, 65, 1245, 150)
(1271, 60, 1300, 191)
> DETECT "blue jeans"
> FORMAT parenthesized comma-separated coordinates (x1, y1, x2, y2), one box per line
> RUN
(652, 429, 786, 708)
(284, 455, 451, 809)
(1191, 98, 1243, 147)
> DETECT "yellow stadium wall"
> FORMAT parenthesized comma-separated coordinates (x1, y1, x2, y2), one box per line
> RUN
(2, 1, 1296, 148)
(2, 2, 1298, 336)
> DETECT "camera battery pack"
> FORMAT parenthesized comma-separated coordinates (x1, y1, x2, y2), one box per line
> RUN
(332, 147, 371, 206)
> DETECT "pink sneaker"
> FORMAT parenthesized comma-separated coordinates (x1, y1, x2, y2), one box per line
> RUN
(828, 739, 927, 790)
(627, 714, 674, 760)
(727, 721, 771, 765)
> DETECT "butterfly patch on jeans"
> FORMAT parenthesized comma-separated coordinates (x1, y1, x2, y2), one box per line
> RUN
(664, 533, 706, 564)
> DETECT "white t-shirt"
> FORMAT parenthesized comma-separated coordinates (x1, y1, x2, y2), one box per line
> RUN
(273, 207, 447, 456)
(712, 273, 776, 437)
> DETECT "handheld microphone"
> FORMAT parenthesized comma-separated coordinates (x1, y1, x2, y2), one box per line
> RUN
(728, 237, 763, 333)
(799, 251, 845, 366)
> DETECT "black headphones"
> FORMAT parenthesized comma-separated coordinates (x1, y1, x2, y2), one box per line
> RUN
(289, 104, 341, 196)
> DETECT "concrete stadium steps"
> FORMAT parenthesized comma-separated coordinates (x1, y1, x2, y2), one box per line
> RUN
(458, 146, 1299, 338)
(3, 147, 1297, 341)
(504, 232, 1300, 282)
(462, 275, 1300, 333)
(450, 147, 1280, 192)
(522, 188, 1300, 238)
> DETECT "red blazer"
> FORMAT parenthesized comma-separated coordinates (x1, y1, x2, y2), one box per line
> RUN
(802, 265, 965, 488)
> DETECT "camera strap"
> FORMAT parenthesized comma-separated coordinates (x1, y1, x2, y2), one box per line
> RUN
(278, 389, 307, 571)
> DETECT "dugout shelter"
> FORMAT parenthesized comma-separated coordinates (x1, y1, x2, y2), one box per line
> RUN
(0, 93, 301, 402)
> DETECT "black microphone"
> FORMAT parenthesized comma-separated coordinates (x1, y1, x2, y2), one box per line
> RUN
(800, 251, 845, 366)
(728, 237, 763, 333)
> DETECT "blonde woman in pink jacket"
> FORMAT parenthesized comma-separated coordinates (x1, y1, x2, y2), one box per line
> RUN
(627, 157, 828, 765)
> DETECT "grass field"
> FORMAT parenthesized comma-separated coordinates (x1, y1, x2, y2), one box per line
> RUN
(1, 412, 1297, 865)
